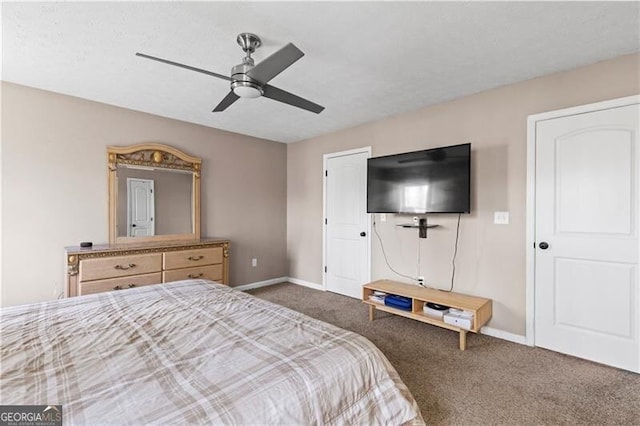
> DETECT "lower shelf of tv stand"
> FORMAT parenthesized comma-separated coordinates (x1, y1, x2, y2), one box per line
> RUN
(362, 279, 493, 350)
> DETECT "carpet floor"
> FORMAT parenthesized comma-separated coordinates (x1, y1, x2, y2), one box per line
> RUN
(248, 283, 640, 425)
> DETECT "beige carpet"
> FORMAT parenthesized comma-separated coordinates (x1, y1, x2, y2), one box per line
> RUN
(248, 283, 640, 425)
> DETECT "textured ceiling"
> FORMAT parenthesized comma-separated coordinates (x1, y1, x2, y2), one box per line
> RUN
(2, 2, 639, 143)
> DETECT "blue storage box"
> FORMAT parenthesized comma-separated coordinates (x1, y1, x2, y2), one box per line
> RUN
(384, 294, 412, 311)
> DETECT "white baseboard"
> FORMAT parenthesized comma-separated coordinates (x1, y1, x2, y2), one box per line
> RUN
(234, 277, 288, 292)
(234, 277, 325, 292)
(286, 277, 325, 291)
(480, 326, 528, 345)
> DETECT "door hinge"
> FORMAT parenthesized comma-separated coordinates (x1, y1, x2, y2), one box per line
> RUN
(324, 266, 327, 273)
(533, 242, 536, 248)
(150, 189, 153, 193)
(325, 170, 328, 177)
(325, 218, 327, 225)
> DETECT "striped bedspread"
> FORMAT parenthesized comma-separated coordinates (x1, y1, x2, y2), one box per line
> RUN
(1, 280, 423, 425)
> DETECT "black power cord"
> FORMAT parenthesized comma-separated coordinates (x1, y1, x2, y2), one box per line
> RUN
(446, 213, 462, 292)
(373, 220, 416, 282)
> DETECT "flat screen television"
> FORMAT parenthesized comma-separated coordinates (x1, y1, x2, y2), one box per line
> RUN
(367, 143, 471, 214)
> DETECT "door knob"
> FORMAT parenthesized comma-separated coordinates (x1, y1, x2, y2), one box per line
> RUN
(132, 224, 137, 227)
(538, 241, 549, 250)
(360, 232, 366, 237)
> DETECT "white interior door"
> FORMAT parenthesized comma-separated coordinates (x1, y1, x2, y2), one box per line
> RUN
(534, 103, 640, 372)
(127, 178, 155, 237)
(324, 149, 371, 298)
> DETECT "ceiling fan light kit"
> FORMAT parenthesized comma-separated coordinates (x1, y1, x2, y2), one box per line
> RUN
(230, 44, 263, 99)
(232, 83, 263, 99)
(136, 32, 324, 114)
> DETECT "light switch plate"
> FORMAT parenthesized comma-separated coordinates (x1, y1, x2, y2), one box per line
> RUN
(494, 211, 510, 225)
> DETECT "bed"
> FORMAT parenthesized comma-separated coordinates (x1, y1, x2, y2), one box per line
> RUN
(1, 280, 424, 424)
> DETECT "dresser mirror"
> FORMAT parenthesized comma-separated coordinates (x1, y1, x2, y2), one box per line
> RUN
(108, 143, 201, 244)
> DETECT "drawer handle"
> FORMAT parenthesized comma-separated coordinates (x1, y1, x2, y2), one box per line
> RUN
(114, 263, 136, 270)
(188, 256, 204, 261)
(128, 284, 136, 288)
(188, 273, 204, 279)
(113, 285, 122, 290)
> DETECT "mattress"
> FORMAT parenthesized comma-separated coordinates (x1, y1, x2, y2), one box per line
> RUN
(0, 280, 424, 425)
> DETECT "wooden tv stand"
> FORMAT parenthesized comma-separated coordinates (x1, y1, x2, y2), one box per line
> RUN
(362, 280, 492, 350)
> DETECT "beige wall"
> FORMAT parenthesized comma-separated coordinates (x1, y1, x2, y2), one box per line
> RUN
(287, 53, 640, 336)
(1, 82, 287, 306)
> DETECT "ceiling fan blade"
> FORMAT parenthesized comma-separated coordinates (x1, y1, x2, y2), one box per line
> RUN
(212, 91, 240, 112)
(246, 43, 304, 84)
(262, 85, 324, 114)
(136, 52, 231, 81)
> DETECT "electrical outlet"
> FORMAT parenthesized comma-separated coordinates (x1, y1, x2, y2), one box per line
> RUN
(413, 216, 419, 225)
(494, 211, 510, 225)
(417, 276, 425, 286)
(379, 213, 387, 222)
(251, 258, 257, 267)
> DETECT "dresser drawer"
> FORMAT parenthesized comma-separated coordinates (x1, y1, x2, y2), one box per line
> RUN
(79, 253, 162, 282)
(163, 247, 223, 270)
(163, 265, 223, 283)
(79, 272, 162, 296)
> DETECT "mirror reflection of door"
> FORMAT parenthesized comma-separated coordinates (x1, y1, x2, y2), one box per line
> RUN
(127, 178, 155, 237)
(116, 165, 192, 238)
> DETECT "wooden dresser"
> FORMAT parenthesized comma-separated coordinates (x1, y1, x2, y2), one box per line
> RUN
(65, 238, 230, 297)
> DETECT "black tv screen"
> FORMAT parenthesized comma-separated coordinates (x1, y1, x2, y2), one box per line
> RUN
(367, 143, 471, 214)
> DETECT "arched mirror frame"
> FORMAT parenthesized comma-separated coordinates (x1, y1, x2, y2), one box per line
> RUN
(108, 143, 201, 244)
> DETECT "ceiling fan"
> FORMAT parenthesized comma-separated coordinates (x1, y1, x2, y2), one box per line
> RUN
(136, 33, 324, 114)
